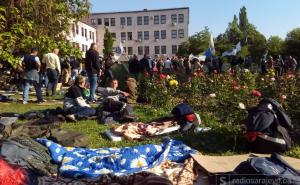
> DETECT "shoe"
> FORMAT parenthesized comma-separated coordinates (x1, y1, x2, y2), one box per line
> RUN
(65, 114, 77, 122)
(22, 101, 28, 105)
(37, 99, 47, 104)
(46, 92, 49, 97)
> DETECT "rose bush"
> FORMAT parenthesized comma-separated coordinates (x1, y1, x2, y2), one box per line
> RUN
(138, 71, 300, 125)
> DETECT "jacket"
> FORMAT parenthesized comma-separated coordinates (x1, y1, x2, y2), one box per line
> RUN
(85, 49, 100, 75)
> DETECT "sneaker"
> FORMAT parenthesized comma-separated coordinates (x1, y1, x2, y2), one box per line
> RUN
(37, 99, 47, 104)
(22, 101, 28, 105)
(65, 114, 77, 122)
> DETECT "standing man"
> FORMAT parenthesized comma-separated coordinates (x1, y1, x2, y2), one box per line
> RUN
(101, 52, 115, 87)
(85, 43, 100, 103)
(128, 54, 140, 80)
(22, 48, 45, 104)
(42, 48, 61, 96)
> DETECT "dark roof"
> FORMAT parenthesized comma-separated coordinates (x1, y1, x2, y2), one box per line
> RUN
(91, 7, 189, 15)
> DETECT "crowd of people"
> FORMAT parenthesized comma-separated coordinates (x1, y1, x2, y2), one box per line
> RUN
(18, 42, 299, 106)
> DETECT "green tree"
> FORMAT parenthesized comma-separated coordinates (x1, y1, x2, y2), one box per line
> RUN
(103, 28, 114, 57)
(239, 6, 250, 42)
(177, 41, 191, 57)
(188, 26, 210, 55)
(267, 36, 284, 56)
(285, 28, 300, 59)
(226, 15, 243, 44)
(0, 0, 90, 67)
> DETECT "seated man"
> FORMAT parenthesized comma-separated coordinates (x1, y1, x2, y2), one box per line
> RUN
(99, 78, 128, 102)
(98, 79, 135, 123)
(63, 75, 96, 121)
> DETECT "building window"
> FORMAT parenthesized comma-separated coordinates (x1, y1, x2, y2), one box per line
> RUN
(154, 31, 160, 39)
(171, 14, 177, 23)
(144, 16, 149, 25)
(127, 32, 132, 40)
(111, 18, 116, 26)
(89, 31, 92, 39)
(127, 17, 132, 26)
(85, 29, 87, 38)
(82, 44, 85, 51)
(121, 32, 126, 41)
(171, 30, 177, 39)
(155, 46, 160, 54)
(178, 14, 184, 23)
(128, 47, 133, 55)
(104, 18, 109, 26)
(137, 16, 143, 25)
(137, 31, 143, 40)
(91, 19, 96, 25)
(161, 15, 166, 24)
(161, 45, 167, 54)
(120, 17, 126, 26)
(92, 32, 95, 41)
(97, 18, 102, 25)
(111, 32, 116, 39)
(81, 27, 84, 37)
(144, 31, 149, 40)
(138, 46, 143, 55)
(178, 29, 184, 38)
(123, 47, 127, 53)
(154, 15, 159, 24)
(85, 45, 88, 52)
(145, 46, 150, 55)
(172, 45, 178, 54)
(161, 30, 166, 39)
(76, 24, 79, 34)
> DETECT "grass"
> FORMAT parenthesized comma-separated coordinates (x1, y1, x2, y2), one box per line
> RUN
(1, 94, 300, 159)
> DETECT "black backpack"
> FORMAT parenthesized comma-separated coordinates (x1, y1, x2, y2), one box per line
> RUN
(245, 98, 293, 151)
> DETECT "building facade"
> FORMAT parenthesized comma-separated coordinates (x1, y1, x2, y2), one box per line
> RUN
(86, 7, 189, 58)
(66, 21, 97, 57)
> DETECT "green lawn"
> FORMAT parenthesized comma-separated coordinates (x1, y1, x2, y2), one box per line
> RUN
(1, 96, 300, 158)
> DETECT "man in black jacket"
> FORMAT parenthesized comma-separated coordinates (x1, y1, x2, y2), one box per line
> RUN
(85, 43, 100, 103)
(128, 54, 140, 80)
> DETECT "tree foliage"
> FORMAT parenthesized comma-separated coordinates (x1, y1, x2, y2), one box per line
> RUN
(267, 36, 284, 57)
(103, 28, 114, 57)
(285, 28, 300, 60)
(177, 26, 210, 56)
(0, 0, 90, 67)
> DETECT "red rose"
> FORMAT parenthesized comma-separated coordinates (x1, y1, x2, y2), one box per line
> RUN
(252, 90, 262, 97)
(159, 74, 167, 79)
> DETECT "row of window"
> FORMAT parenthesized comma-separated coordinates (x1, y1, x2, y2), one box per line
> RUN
(72, 24, 95, 41)
(119, 45, 178, 55)
(114, 29, 185, 41)
(81, 44, 89, 52)
(91, 14, 184, 26)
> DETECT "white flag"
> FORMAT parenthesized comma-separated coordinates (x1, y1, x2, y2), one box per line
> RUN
(209, 34, 215, 55)
(236, 42, 241, 52)
(114, 42, 124, 61)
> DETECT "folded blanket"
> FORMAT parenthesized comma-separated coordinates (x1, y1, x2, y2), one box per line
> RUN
(112, 120, 179, 140)
(37, 139, 195, 178)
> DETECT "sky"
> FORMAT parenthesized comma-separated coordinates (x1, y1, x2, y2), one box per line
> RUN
(90, 0, 300, 39)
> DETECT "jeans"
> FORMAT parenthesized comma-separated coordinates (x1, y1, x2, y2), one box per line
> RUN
(67, 106, 96, 118)
(88, 74, 98, 101)
(46, 69, 58, 96)
(23, 80, 43, 102)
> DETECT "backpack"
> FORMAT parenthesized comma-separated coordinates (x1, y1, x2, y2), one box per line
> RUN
(245, 98, 293, 152)
(233, 153, 300, 185)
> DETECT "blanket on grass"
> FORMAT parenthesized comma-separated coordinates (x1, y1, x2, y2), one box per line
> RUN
(112, 121, 180, 140)
(37, 139, 195, 178)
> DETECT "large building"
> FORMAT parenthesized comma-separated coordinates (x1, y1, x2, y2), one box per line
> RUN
(66, 21, 97, 57)
(86, 7, 189, 58)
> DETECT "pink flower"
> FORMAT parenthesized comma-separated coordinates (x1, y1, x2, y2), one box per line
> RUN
(270, 77, 276, 81)
(252, 90, 262, 97)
